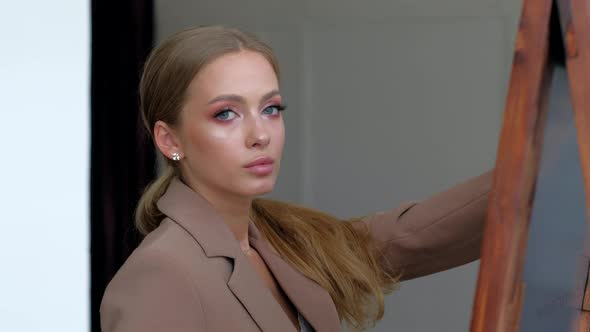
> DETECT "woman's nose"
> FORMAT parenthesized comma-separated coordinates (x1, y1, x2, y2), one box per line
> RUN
(245, 117, 270, 148)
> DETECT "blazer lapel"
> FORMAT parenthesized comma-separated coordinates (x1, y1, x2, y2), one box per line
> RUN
(249, 222, 342, 332)
(156, 177, 296, 331)
(227, 254, 296, 331)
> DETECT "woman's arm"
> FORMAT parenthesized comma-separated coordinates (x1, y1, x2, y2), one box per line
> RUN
(356, 170, 493, 281)
(100, 249, 206, 332)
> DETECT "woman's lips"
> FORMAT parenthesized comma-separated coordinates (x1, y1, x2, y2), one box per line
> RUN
(245, 163, 273, 176)
(244, 156, 274, 168)
(244, 156, 274, 176)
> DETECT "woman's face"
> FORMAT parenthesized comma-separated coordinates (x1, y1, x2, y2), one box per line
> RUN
(172, 50, 285, 199)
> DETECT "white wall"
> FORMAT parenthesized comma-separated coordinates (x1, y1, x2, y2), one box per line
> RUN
(0, 1, 90, 331)
(156, 1, 523, 330)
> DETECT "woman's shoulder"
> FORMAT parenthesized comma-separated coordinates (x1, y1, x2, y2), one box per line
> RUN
(100, 218, 207, 331)
(103, 218, 207, 293)
(138, 217, 204, 256)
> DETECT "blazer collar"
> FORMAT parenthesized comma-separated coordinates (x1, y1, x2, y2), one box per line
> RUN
(156, 177, 341, 332)
(156, 176, 240, 258)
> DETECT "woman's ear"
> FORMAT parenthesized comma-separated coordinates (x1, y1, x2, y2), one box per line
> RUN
(153, 120, 183, 160)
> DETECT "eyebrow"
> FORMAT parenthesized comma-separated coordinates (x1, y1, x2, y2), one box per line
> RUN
(207, 89, 281, 107)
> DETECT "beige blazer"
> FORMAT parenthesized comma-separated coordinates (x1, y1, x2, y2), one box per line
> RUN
(100, 170, 492, 332)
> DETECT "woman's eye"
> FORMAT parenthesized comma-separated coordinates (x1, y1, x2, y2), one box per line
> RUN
(262, 104, 286, 116)
(215, 109, 237, 121)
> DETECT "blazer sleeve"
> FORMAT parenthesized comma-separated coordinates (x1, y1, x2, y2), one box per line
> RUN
(357, 170, 493, 281)
(100, 249, 206, 332)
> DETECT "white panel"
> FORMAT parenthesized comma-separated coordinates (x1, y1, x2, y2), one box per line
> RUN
(0, 1, 90, 331)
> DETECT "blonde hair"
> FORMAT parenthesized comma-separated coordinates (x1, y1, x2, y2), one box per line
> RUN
(135, 25, 400, 331)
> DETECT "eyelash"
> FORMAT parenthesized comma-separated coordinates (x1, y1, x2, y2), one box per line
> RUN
(214, 104, 287, 121)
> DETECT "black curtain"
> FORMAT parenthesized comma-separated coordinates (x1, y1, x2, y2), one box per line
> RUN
(90, 1, 156, 331)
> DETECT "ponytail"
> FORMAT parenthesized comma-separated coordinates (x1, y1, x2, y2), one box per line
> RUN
(135, 166, 177, 235)
(250, 198, 401, 331)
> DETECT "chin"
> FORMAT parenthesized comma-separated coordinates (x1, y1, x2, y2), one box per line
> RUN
(246, 180, 275, 197)
(252, 185, 274, 196)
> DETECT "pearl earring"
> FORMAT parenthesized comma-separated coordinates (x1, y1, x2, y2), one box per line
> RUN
(172, 152, 181, 161)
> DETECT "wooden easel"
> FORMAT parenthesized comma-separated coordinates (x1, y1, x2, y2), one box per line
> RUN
(470, 0, 590, 331)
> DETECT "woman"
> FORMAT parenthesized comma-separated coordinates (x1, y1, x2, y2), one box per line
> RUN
(100, 25, 492, 332)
